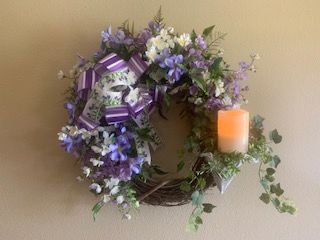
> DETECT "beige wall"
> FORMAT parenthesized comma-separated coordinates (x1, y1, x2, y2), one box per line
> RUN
(1, 0, 319, 239)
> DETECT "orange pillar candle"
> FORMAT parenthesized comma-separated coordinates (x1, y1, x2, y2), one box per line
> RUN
(217, 109, 249, 153)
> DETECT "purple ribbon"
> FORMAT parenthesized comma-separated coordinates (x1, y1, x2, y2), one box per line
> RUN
(76, 53, 154, 129)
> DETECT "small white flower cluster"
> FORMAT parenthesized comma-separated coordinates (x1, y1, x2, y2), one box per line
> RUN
(146, 27, 175, 62)
(174, 33, 192, 48)
(145, 28, 193, 63)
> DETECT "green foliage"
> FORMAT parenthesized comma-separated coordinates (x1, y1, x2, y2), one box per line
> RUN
(202, 25, 215, 37)
(92, 200, 105, 222)
(153, 6, 164, 24)
(203, 203, 216, 213)
(249, 115, 297, 215)
(269, 129, 282, 144)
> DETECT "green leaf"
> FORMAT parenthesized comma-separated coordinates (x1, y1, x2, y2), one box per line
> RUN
(203, 203, 216, 213)
(198, 178, 206, 190)
(265, 174, 275, 182)
(192, 77, 207, 93)
(92, 201, 104, 221)
(260, 178, 269, 190)
(266, 168, 275, 176)
(269, 129, 283, 144)
(202, 25, 215, 37)
(177, 160, 185, 172)
(252, 115, 264, 129)
(259, 193, 271, 204)
(191, 191, 203, 206)
(272, 155, 281, 168)
(210, 57, 223, 73)
(271, 198, 281, 208)
(180, 181, 191, 192)
(195, 216, 203, 225)
(270, 183, 284, 197)
(186, 216, 199, 232)
(191, 29, 197, 42)
(281, 202, 297, 215)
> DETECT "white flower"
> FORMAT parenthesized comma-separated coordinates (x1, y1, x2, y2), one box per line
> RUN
(151, 36, 167, 50)
(167, 26, 174, 34)
(57, 70, 64, 80)
(175, 33, 191, 47)
(104, 177, 120, 189)
(116, 195, 124, 204)
(90, 158, 104, 167)
(76, 176, 84, 182)
(145, 46, 158, 62)
(89, 183, 102, 194)
(103, 194, 110, 203)
(91, 146, 102, 154)
(68, 126, 79, 136)
(217, 48, 224, 56)
(57, 132, 67, 141)
(103, 131, 114, 145)
(214, 79, 225, 97)
(135, 201, 140, 208)
(101, 145, 110, 156)
(251, 53, 260, 60)
(194, 98, 203, 105)
(126, 71, 137, 85)
(124, 87, 140, 104)
(82, 166, 91, 177)
(123, 214, 132, 220)
(222, 96, 232, 106)
(79, 129, 91, 140)
(110, 186, 120, 195)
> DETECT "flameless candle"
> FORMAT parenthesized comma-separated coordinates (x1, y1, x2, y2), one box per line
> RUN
(218, 109, 249, 153)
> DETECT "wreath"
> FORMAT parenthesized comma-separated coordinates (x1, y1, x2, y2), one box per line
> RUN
(57, 9, 296, 232)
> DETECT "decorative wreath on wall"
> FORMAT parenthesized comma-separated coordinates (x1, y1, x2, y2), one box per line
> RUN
(57, 9, 296, 232)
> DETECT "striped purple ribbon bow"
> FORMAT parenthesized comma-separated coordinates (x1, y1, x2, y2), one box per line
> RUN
(76, 53, 158, 130)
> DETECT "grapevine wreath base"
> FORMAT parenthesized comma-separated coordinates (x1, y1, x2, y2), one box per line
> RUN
(58, 9, 296, 232)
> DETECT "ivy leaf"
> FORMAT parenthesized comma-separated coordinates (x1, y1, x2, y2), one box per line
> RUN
(177, 160, 185, 172)
(270, 183, 284, 197)
(92, 201, 104, 222)
(203, 203, 216, 213)
(266, 168, 276, 176)
(191, 191, 203, 206)
(265, 174, 275, 182)
(180, 181, 191, 192)
(271, 198, 281, 208)
(259, 193, 271, 204)
(260, 178, 269, 190)
(269, 129, 282, 144)
(272, 155, 281, 168)
(192, 77, 207, 93)
(195, 216, 203, 225)
(202, 25, 215, 37)
(252, 115, 265, 129)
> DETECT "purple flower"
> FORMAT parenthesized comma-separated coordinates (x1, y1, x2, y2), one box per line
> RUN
(195, 35, 207, 49)
(109, 135, 131, 161)
(129, 156, 144, 174)
(101, 26, 112, 42)
(160, 54, 185, 83)
(136, 29, 152, 46)
(60, 135, 82, 153)
(189, 85, 198, 96)
(64, 102, 75, 124)
(148, 21, 161, 32)
(111, 30, 134, 46)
